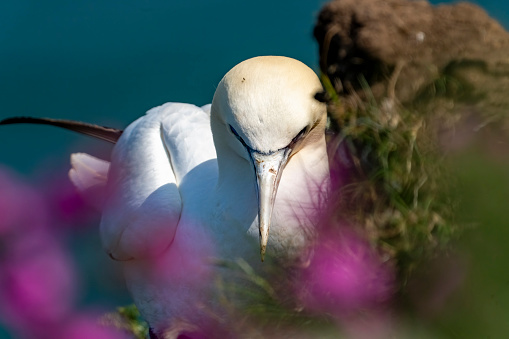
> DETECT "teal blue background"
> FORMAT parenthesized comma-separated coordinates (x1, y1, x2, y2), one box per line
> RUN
(0, 0, 505, 174)
(0, 0, 325, 174)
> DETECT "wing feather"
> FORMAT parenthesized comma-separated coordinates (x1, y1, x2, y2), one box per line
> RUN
(100, 103, 215, 260)
(100, 110, 181, 260)
(0, 117, 122, 143)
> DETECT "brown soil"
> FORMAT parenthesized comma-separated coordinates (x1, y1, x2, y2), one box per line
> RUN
(314, 0, 509, 105)
(314, 0, 509, 155)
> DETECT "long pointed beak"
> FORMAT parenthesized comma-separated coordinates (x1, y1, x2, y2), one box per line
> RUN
(250, 148, 291, 261)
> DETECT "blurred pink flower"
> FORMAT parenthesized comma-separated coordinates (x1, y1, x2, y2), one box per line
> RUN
(0, 166, 126, 339)
(0, 168, 76, 335)
(0, 167, 49, 235)
(43, 171, 98, 229)
(296, 228, 395, 318)
(0, 243, 77, 334)
(328, 139, 355, 192)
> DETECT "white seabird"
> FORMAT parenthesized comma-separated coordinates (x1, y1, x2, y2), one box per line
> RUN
(1, 56, 330, 337)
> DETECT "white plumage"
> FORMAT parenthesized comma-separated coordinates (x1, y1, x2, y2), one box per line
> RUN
(70, 56, 330, 336)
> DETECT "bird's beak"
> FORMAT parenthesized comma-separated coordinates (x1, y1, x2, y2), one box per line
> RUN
(249, 148, 291, 261)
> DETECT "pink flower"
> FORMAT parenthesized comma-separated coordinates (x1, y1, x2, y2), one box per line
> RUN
(0, 167, 49, 235)
(0, 167, 77, 335)
(0, 167, 75, 337)
(42, 171, 98, 229)
(0, 243, 77, 333)
(328, 140, 355, 192)
(0, 166, 127, 338)
(294, 227, 396, 338)
(297, 228, 395, 318)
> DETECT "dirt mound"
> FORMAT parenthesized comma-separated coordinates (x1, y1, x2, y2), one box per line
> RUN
(314, 0, 509, 121)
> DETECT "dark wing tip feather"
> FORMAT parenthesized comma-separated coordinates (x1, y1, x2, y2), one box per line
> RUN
(0, 116, 123, 144)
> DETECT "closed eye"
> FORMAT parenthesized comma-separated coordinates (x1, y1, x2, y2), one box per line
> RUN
(290, 126, 307, 146)
(229, 124, 248, 148)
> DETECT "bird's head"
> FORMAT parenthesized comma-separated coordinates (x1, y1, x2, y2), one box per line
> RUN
(211, 56, 326, 261)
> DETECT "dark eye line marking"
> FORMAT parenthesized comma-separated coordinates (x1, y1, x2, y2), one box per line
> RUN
(296, 126, 307, 140)
(289, 126, 308, 147)
(310, 119, 320, 130)
(229, 124, 240, 138)
(229, 124, 250, 149)
(230, 121, 316, 155)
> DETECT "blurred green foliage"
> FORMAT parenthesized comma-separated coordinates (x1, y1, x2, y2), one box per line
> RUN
(102, 305, 149, 339)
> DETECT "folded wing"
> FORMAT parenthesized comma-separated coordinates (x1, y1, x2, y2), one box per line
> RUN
(99, 103, 215, 260)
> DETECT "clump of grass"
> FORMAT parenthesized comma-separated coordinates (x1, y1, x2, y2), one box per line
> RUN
(211, 258, 340, 337)
(101, 304, 149, 339)
(326, 75, 458, 283)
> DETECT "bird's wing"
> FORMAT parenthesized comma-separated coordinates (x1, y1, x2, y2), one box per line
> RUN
(99, 103, 215, 260)
(69, 153, 110, 210)
(158, 103, 217, 184)
(0, 117, 122, 143)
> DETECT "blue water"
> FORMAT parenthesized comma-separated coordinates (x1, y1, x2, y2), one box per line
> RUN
(0, 0, 506, 174)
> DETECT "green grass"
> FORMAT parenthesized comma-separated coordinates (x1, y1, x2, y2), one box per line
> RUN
(324, 74, 458, 284)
